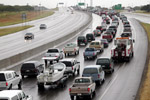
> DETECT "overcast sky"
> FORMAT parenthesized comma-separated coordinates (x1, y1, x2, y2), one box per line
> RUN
(0, 0, 150, 8)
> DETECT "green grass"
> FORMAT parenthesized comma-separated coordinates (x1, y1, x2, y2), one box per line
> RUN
(140, 22, 150, 100)
(0, 25, 33, 37)
(135, 10, 150, 14)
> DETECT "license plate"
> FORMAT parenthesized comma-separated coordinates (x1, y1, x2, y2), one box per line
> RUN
(26, 70, 30, 72)
(78, 94, 82, 96)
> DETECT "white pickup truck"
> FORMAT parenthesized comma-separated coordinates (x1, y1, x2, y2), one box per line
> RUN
(42, 48, 64, 65)
(63, 43, 79, 56)
(69, 77, 96, 100)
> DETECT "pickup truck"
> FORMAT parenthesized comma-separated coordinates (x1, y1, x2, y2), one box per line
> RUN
(63, 43, 79, 57)
(69, 77, 96, 100)
(42, 48, 64, 65)
(83, 47, 97, 60)
(60, 58, 80, 76)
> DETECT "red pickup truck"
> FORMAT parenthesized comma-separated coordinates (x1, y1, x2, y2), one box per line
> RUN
(102, 32, 113, 42)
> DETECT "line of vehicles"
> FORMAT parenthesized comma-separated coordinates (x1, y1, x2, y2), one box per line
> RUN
(0, 10, 135, 100)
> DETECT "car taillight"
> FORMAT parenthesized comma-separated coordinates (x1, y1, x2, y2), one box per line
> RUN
(6, 82, 8, 86)
(83, 52, 85, 56)
(55, 56, 58, 58)
(72, 66, 74, 70)
(84, 40, 86, 42)
(93, 53, 95, 56)
(110, 64, 111, 67)
(88, 88, 90, 92)
(69, 88, 71, 92)
(74, 48, 76, 51)
(98, 74, 100, 78)
(34, 69, 37, 72)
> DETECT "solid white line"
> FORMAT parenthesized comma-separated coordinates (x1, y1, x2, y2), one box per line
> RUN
(99, 74, 118, 100)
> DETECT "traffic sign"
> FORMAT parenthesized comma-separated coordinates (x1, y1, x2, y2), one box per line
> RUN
(78, 3, 85, 6)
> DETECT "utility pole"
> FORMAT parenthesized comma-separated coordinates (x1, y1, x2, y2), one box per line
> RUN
(90, 0, 93, 7)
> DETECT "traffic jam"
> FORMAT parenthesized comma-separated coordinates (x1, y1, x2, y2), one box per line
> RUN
(0, 10, 135, 100)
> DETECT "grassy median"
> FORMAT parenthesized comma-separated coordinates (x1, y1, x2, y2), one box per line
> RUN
(135, 10, 150, 14)
(0, 25, 33, 37)
(139, 22, 150, 100)
(0, 10, 55, 26)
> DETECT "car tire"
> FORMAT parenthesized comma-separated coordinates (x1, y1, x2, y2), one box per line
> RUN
(70, 96, 74, 100)
(22, 75, 24, 79)
(8, 84, 12, 90)
(72, 70, 75, 77)
(38, 83, 44, 90)
(88, 93, 93, 100)
(77, 68, 80, 75)
(18, 81, 22, 89)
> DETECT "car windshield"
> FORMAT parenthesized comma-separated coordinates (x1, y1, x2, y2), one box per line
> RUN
(26, 33, 32, 35)
(78, 37, 85, 40)
(0, 73, 6, 81)
(83, 68, 98, 74)
(86, 34, 93, 37)
(61, 61, 72, 67)
(85, 48, 94, 51)
(75, 78, 90, 83)
(96, 59, 110, 64)
(47, 49, 59, 53)
(21, 63, 35, 70)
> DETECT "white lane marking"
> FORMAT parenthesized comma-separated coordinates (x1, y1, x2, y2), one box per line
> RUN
(99, 74, 118, 100)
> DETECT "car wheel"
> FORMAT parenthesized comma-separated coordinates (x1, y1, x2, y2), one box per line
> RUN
(70, 96, 74, 100)
(77, 68, 80, 75)
(8, 84, 12, 90)
(38, 83, 44, 90)
(22, 75, 24, 79)
(72, 70, 75, 77)
(18, 81, 22, 89)
(88, 93, 93, 100)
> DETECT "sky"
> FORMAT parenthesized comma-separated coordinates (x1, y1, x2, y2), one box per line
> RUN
(0, 0, 150, 8)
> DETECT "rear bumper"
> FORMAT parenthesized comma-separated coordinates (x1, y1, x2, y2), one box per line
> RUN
(0, 87, 8, 90)
(70, 93, 91, 97)
(21, 72, 38, 76)
(112, 56, 129, 61)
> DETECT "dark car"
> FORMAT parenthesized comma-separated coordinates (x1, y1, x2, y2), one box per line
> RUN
(86, 33, 95, 42)
(96, 26, 103, 33)
(96, 57, 114, 73)
(20, 61, 44, 78)
(121, 32, 132, 37)
(123, 21, 130, 25)
(77, 36, 87, 46)
(93, 29, 101, 36)
(24, 33, 34, 40)
(123, 28, 132, 32)
(108, 26, 117, 33)
(100, 39, 109, 48)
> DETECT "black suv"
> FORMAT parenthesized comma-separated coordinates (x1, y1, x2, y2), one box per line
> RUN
(20, 61, 44, 78)
(77, 36, 87, 46)
(96, 57, 114, 74)
(86, 33, 95, 42)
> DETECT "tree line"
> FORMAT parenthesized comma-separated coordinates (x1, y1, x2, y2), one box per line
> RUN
(0, 4, 34, 12)
(134, 4, 150, 12)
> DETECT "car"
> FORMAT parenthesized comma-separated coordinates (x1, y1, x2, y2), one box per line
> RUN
(124, 24, 131, 29)
(83, 47, 98, 60)
(111, 21, 119, 27)
(82, 65, 105, 85)
(24, 33, 34, 40)
(102, 32, 113, 42)
(60, 58, 80, 76)
(121, 32, 132, 37)
(106, 28, 116, 37)
(108, 26, 117, 33)
(86, 33, 95, 42)
(89, 41, 104, 53)
(63, 43, 79, 56)
(69, 77, 96, 100)
(40, 24, 47, 29)
(77, 36, 88, 46)
(0, 90, 32, 100)
(96, 26, 103, 33)
(20, 61, 44, 78)
(42, 48, 64, 65)
(123, 21, 130, 25)
(93, 29, 101, 36)
(96, 57, 114, 73)
(100, 39, 109, 48)
(0, 71, 22, 90)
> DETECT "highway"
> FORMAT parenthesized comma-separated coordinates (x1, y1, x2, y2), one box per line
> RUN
(2, 11, 148, 100)
(0, 7, 91, 60)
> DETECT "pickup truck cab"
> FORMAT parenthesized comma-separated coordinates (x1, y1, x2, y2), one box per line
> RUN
(82, 65, 105, 85)
(42, 48, 64, 64)
(60, 58, 80, 76)
(89, 41, 104, 53)
(69, 77, 96, 100)
(63, 43, 79, 56)
(0, 71, 22, 90)
(83, 47, 97, 60)
(0, 90, 32, 100)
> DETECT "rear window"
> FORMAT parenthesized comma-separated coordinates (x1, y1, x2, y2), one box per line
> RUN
(96, 59, 110, 65)
(47, 49, 58, 53)
(61, 61, 72, 67)
(0, 73, 6, 81)
(0, 99, 8, 100)
(83, 68, 98, 74)
(78, 36, 85, 40)
(21, 63, 35, 70)
(86, 34, 93, 37)
(85, 48, 94, 51)
(75, 78, 90, 83)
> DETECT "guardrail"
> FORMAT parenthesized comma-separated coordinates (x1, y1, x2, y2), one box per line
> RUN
(0, 11, 92, 70)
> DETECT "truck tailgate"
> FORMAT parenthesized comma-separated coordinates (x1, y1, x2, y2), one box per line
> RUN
(70, 86, 90, 94)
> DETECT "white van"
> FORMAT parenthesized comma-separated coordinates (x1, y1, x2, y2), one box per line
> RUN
(0, 90, 32, 100)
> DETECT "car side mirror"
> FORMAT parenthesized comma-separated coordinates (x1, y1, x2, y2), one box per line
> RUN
(16, 74, 19, 77)
(77, 62, 80, 63)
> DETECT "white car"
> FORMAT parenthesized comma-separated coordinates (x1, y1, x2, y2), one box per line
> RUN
(0, 90, 32, 100)
(0, 71, 22, 90)
(42, 48, 64, 65)
(60, 58, 80, 76)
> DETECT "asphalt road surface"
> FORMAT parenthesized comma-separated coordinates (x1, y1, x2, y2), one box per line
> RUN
(4, 12, 148, 100)
(0, 7, 90, 60)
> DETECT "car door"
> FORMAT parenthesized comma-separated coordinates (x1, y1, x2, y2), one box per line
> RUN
(13, 72, 20, 86)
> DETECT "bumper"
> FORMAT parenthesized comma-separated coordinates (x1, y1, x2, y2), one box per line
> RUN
(70, 93, 91, 97)
(21, 72, 38, 76)
(112, 56, 129, 61)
